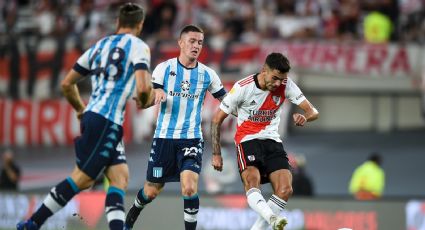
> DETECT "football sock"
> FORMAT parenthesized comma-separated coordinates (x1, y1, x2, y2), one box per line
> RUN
(246, 188, 275, 224)
(105, 186, 125, 230)
(183, 194, 199, 230)
(251, 194, 287, 230)
(31, 177, 80, 226)
(125, 188, 153, 228)
(135, 187, 153, 209)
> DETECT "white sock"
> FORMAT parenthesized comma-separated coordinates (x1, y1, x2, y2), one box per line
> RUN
(246, 188, 275, 225)
(250, 195, 287, 230)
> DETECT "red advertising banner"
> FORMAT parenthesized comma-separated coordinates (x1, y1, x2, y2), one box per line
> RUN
(0, 81, 238, 146)
(260, 42, 422, 78)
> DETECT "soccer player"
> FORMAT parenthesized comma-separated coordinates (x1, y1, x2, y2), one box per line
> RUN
(17, 3, 154, 230)
(124, 24, 227, 230)
(210, 53, 319, 230)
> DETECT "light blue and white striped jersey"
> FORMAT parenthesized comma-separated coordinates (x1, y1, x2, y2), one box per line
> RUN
(73, 33, 150, 125)
(152, 58, 226, 139)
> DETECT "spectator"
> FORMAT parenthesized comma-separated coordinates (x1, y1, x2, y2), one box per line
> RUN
(349, 153, 385, 200)
(292, 154, 314, 196)
(0, 149, 21, 191)
(363, 11, 392, 44)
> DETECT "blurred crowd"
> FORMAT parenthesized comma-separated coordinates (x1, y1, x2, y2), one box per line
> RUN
(0, 0, 424, 99)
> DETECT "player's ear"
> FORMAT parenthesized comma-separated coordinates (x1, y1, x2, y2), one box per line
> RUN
(178, 38, 183, 48)
(138, 21, 144, 32)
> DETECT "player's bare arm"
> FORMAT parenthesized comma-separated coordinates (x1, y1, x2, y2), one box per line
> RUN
(134, 88, 166, 109)
(61, 69, 86, 119)
(210, 109, 229, 172)
(293, 99, 319, 126)
(134, 69, 154, 108)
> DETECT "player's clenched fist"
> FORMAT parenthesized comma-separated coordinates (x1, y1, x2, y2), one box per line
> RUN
(212, 154, 223, 172)
(293, 113, 307, 126)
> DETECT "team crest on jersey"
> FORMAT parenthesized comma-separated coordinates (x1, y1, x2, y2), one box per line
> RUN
(272, 96, 281, 105)
(248, 155, 255, 161)
(153, 167, 163, 178)
(181, 80, 191, 91)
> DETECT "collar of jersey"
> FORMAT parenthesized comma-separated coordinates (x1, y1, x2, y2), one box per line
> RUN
(177, 58, 198, 70)
(253, 73, 261, 89)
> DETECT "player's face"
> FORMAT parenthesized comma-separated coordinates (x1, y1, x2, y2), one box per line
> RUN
(264, 68, 287, 91)
(179, 31, 204, 62)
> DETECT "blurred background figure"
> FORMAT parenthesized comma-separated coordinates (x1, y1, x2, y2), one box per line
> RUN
(291, 154, 314, 197)
(0, 149, 21, 191)
(349, 153, 385, 200)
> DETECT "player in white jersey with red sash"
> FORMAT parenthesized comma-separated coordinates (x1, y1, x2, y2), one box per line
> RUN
(211, 53, 319, 230)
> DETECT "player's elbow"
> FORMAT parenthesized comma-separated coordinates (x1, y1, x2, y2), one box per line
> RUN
(307, 108, 319, 122)
(60, 80, 73, 94)
(61, 78, 71, 89)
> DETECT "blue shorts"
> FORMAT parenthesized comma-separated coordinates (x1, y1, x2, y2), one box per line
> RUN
(74, 111, 126, 179)
(146, 138, 204, 183)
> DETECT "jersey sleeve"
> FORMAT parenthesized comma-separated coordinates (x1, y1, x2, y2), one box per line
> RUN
(208, 69, 226, 99)
(131, 41, 151, 71)
(151, 61, 167, 89)
(73, 47, 92, 76)
(285, 77, 306, 105)
(219, 82, 242, 115)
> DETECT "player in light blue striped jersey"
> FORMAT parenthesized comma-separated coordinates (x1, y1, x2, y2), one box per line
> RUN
(125, 25, 227, 230)
(17, 3, 155, 230)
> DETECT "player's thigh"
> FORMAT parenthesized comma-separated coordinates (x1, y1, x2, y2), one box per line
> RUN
(105, 163, 129, 189)
(180, 170, 199, 195)
(269, 169, 293, 194)
(70, 166, 95, 190)
(240, 166, 262, 190)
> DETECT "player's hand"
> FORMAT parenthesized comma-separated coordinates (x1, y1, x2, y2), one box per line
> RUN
(132, 97, 143, 109)
(154, 89, 166, 105)
(76, 109, 85, 120)
(212, 154, 223, 172)
(293, 113, 307, 126)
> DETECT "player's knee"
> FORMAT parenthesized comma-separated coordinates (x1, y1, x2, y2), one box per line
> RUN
(181, 185, 197, 197)
(144, 188, 161, 199)
(243, 173, 261, 189)
(109, 174, 129, 190)
(275, 185, 293, 200)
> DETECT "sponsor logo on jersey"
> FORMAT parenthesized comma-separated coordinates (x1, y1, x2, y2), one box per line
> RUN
(248, 109, 278, 122)
(248, 155, 255, 161)
(169, 71, 176, 76)
(250, 100, 256, 105)
(296, 93, 304, 100)
(169, 91, 200, 99)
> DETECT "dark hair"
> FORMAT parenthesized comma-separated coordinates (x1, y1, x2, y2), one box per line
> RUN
(118, 3, 145, 28)
(369, 153, 382, 166)
(179, 24, 204, 38)
(265, 53, 291, 73)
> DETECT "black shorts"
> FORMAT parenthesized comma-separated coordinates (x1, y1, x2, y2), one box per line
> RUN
(236, 139, 289, 184)
(74, 111, 126, 180)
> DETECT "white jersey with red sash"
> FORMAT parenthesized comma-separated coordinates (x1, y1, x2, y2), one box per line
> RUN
(220, 73, 305, 144)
